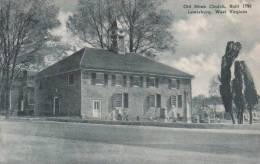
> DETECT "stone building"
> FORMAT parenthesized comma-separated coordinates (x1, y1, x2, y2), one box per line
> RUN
(35, 48, 193, 121)
(8, 70, 36, 116)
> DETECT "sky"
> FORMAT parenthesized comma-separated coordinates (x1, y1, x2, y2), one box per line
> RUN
(52, 0, 260, 97)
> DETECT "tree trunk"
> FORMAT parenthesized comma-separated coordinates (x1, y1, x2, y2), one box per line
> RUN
(249, 107, 253, 124)
(230, 111, 236, 124)
(129, 25, 134, 52)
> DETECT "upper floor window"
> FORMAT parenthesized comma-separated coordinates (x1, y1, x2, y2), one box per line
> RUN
(169, 79, 179, 89)
(82, 71, 88, 79)
(39, 81, 43, 90)
(91, 72, 108, 85)
(130, 76, 143, 87)
(68, 74, 74, 85)
(112, 74, 124, 86)
(147, 77, 158, 88)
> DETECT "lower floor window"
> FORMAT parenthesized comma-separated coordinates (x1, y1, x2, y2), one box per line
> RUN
(170, 95, 177, 107)
(112, 93, 129, 108)
(147, 94, 161, 108)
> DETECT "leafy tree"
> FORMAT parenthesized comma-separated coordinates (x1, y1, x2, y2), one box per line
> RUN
(219, 41, 242, 124)
(0, 0, 60, 115)
(67, 0, 175, 56)
(208, 75, 220, 97)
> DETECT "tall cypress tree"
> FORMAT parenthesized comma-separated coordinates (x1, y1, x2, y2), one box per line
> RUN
(241, 61, 259, 124)
(232, 61, 246, 124)
(219, 41, 242, 124)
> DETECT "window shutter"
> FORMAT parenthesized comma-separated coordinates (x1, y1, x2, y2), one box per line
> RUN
(146, 77, 149, 88)
(123, 76, 127, 87)
(91, 73, 96, 85)
(112, 75, 116, 86)
(168, 79, 172, 89)
(178, 95, 182, 108)
(140, 77, 143, 87)
(177, 79, 180, 89)
(123, 93, 128, 108)
(156, 94, 161, 107)
(104, 74, 108, 86)
(155, 78, 159, 88)
(130, 76, 133, 87)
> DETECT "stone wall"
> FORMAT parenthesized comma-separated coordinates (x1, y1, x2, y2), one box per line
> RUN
(80, 70, 192, 121)
(35, 70, 81, 116)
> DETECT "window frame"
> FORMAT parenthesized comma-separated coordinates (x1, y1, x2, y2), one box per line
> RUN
(68, 73, 74, 85)
(168, 78, 177, 89)
(170, 95, 177, 107)
(95, 72, 105, 85)
(147, 77, 159, 88)
(112, 93, 129, 108)
(130, 75, 142, 87)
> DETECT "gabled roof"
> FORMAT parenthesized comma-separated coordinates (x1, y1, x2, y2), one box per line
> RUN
(37, 48, 194, 78)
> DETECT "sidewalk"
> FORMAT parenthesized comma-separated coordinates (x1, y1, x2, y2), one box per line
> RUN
(3, 116, 260, 131)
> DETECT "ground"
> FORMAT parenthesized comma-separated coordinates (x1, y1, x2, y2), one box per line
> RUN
(0, 120, 260, 164)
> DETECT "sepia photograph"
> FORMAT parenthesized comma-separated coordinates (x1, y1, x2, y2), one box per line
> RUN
(0, 0, 259, 163)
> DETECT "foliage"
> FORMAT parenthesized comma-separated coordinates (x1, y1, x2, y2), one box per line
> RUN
(241, 61, 259, 124)
(0, 0, 60, 113)
(67, 0, 175, 56)
(232, 61, 246, 124)
(219, 41, 241, 124)
(208, 75, 220, 97)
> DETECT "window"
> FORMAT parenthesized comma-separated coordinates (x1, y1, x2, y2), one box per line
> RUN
(91, 72, 107, 85)
(68, 74, 74, 85)
(112, 74, 124, 86)
(168, 79, 177, 89)
(115, 74, 123, 86)
(148, 95, 155, 107)
(39, 81, 43, 90)
(27, 89, 35, 105)
(147, 94, 161, 108)
(112, 93, 129, 108)
(82, 71, 88, 79)
(130, 76, 142, 87)
(178, 95, 182, 108)
(147, 77, 158, 88)
(170, 95, 177, 107)
(96, 72, 104, 85)
(112, 93, 122, 107)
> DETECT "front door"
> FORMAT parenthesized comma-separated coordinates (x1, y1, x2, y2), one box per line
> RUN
(93, 100, 101, 119)
(53, 97, 59, 116)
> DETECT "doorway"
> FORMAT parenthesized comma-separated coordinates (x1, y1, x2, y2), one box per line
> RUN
(53, 97, 60, 116)
(93, 100, 101, 119)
